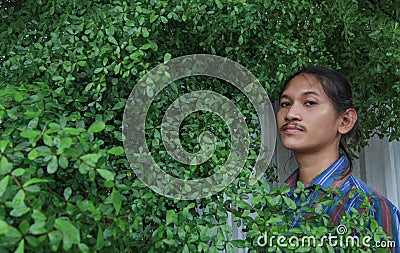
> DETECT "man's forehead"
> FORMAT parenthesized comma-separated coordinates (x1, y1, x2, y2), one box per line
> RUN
(289, 74, 321, 87)
(282, 74, 324, 95)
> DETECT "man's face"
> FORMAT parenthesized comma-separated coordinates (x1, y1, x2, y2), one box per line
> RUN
(277, 74, 341, 154)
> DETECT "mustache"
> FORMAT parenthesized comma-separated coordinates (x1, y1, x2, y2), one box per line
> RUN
(281, 122, 306, 131)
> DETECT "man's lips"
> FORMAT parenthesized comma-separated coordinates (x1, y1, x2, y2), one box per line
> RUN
(281, 123, 305, 134)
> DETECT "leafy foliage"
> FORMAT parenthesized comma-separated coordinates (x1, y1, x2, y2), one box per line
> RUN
(0, 0, 398, 252)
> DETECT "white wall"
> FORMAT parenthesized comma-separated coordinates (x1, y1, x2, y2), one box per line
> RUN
(360, 136, 400, 208)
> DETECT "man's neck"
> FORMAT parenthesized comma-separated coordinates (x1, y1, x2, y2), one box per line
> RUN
(295, 151, 340, 185)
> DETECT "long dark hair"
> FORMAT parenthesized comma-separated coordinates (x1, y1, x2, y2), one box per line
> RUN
(280, 66, 362, 171)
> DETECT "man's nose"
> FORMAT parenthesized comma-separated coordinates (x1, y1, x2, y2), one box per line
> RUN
(285, 103, 302, 121)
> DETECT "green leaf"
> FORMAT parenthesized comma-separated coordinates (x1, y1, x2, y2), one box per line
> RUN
(79, 163, 92, 174)
(238, 34, 244, 45)
(235, 200, 252, 209)
(102, 57, 109, 66)
(215, 0, 223, 9)
(96, 226, 104, 250)
(267, 214, 283, 224)
(152, 225, 165, 240)
(111, 100, 126, 110)
(182, 244, 189, 253)
(0, 175, 9, 197)
(109, 188, 122, 215)
(43, 134, 53, 146)
(27, 146, 50, 160)
(59, 137, 73, 149)
(27, 148, 40, 160)
(370, 218, 378, 231)
(0, 219, 9, 234)
(63, 187, 72, 200)
(15, 239, 24, 253)
(11, 190, 25, 206)
(32, 210, 46, 221)
(88, 120, 105, 133)
(0, 139, 10, 152)
(10, 190, 30, 217)
(230, 240, 247, 248)
(282, 196, 296, 209)
(107, 146, 124, 155)
(29, 221, 48, 235)
(80, 153, 101, 167)
(166, 210, 177, 225)
(23, 178, 55, 187)
(162, 238, 175, 246)
(52, 76, 64, 82)
(0, 157, 12, 174)
(114, 63, 121, 74)
(54, 218, 80, 251)
(251, 195, 264, 206)
(59, 155, 68, 169)
(297, 181, 305, 189)
(47, 155, 58, 174)
(94, 67, 103, 74)
(11, 168, 25, 177)
(4, 226, 21, 239)
(315, 203, 324, 214)
(160, 16, 168, 23)
(20, 129, 41, 138)
(142, 27, 149, 37)
(97, 169, 115, 181)
(108, 36, 118, 45)
(78, 243, 89, 253)
(163, 53, 172, 63)
(14, 93, 24, 102)
(27, 117, 39, 129)
(48, 230, 62, 252)
(267, 195, 282, 206)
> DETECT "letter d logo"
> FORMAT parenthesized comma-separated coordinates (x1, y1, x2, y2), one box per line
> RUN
(257, 232, 268, 247)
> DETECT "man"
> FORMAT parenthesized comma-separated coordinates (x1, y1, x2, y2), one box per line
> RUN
(278, 66, 400, 252)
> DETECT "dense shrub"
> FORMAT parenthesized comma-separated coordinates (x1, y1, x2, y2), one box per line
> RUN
(0, 0, 398, 252)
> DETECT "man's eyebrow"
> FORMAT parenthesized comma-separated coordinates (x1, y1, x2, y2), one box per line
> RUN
(280, 90, 320, 99)
(280, 94, 290, 99)
(302, 91, 320, 96)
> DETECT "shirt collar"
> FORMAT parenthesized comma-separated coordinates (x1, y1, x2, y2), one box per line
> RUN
(285, 156, 351, 190)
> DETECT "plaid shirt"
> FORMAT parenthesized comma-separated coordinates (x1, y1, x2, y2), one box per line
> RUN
(285, 156, 400, 252)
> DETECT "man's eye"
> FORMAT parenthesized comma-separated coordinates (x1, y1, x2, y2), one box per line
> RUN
(280, 102, 290, 107)
(305, 101, 317, 106)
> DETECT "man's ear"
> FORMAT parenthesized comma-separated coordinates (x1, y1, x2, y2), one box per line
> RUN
(338, 108, 358, 135)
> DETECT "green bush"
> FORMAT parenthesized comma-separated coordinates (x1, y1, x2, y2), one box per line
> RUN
(0, 0, 398, 252)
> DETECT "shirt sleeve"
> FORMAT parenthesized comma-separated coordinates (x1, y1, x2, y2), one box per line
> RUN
(369, 195, 400, 253)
